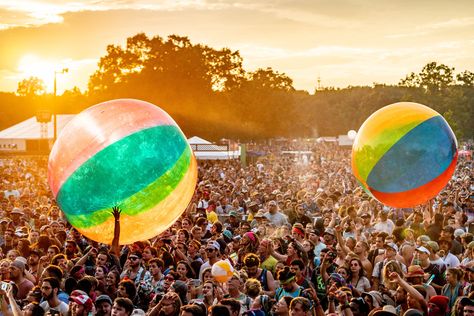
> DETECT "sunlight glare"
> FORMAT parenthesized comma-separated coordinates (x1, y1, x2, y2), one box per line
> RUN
(17, 55, 57, 92)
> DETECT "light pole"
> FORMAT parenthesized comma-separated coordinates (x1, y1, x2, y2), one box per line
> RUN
(53, 68, 68, 141)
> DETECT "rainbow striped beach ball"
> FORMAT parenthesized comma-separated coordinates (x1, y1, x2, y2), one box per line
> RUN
(351, 102, 457, 208)
(48, 99, 197, 244)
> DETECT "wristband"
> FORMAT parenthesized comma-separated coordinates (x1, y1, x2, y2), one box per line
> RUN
(342, 302, 351, 309)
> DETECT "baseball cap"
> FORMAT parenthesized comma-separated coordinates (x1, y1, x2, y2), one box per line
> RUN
(324, 228, 335, 236)
(207, 240, 220, 251)
(426, 241, 439, 253)
(428, 295, 449, 313)
(415, 246, 431, 255)
(384, 242, 399, 252)
(95, 295, 113, 305)
(229, 211, 238, 217)
(69, 290, 93, 312)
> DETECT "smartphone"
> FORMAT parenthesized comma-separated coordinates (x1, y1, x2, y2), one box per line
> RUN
(0, 281, 8, 291)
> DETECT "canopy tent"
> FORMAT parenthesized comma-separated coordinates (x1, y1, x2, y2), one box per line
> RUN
(0, 116, 241, 160)
(0, 115, 75, 154)
(187, 136, 240, 160)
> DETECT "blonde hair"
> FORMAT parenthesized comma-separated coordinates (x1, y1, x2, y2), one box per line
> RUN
(244, 278, 262, 299)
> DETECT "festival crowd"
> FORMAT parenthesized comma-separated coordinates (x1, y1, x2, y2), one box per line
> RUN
(0, 140, 473, 316)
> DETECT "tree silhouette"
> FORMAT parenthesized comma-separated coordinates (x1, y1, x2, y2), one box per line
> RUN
(17, 77, 45, 96)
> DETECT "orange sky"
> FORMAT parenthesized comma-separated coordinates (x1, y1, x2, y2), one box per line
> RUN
(1, 0, 473, 94)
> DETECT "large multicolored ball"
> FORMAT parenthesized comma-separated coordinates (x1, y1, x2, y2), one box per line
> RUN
(351, 102, 457, 208)
(211, 260, 234, 283)
(48, 99, 197, 244)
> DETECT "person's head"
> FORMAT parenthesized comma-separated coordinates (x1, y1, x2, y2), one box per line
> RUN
(160, 292, 183, 316)
(96, 295, 113, 316)
(438, 238, 452, 253)
(375, 232, 387, 248)
(428, 295, 449, 316)
(106, 270, 120, 288)
(117, 279, 136, 300)
(9, 258, 25, 280)
(51, 254, 68, 272)
(463, 299, 474, 316)
(446, 267, 463, 284)
(22, 301, 45, 316)
(148, 258, 164, 275)
(41, 277, 60, 300)
(277, 266, 296, 292)
(290, 259, 305, 278)
(289, 297, 311, 316)
(128, 252, 142, 268)
(394, 286, 407, 305)
(201, 267, 213, 283)
(206, 241, 220, 259)
(349, 258, 364, 277)
(244, 278, 261, 299)
(176, 260, 195, 279)
(274, 296, 293, 316)
(180, 304, 206, 316)
(96, 251, 110, 267)
(112, 298, 134, 316)
(220, 299, 241, 316)
(336, 266, 349, 280)
(227, 272, 242, 293)
(243, 253, 260, 276)
(142, 246, 157, 262)
(95, 265, 109, 280)
(69, 290, 94, 316)
(414, 246, 431, 262)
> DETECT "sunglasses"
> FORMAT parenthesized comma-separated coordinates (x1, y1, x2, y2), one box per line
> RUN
(165, 276, 174, 281)
(205, 248, 215, 252)
(129, 256, 139, 260)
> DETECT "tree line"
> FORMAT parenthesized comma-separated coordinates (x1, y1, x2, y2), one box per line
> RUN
(3, 33, 473, 141)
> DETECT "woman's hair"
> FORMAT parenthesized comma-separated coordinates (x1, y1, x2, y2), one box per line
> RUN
(244, 278, 262, 298)
(447, 267, 463, 281)
(107, 270, 120, 286)
(119, 279, 137, 300)
(17, 238, 31, 257)
(243, 253, 260, 267)
(382, 260, 404, 286)
(348, 258, 365, 278)
(177, 229, 190, 242)
(200, 267, 212, 282)
(176, 260, 196, 279)
(144, 246, 158, 258)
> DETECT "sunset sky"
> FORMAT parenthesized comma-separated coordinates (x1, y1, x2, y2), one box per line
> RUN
(1, 0, 473, 94)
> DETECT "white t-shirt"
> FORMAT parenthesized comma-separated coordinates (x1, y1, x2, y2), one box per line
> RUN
(442, 252, 460, 268)
(40, 301, 69, 316)
(374, 220, 395, 235)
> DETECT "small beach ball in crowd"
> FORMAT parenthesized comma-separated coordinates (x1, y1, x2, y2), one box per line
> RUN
(351, 102, 457, 208)
(48, 99, 197, 244)
(211, 259, 234, 283)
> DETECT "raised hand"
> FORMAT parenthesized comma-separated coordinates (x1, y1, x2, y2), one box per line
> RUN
(112, 206, 121, 220)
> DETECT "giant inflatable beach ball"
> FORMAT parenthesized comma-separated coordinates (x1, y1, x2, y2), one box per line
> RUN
(211, 260, 234, 283)
(48, 99, 197, 244)
(351, 102, 457, 208)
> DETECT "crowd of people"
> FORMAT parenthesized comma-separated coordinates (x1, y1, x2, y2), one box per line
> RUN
(0, 139, 473, 316)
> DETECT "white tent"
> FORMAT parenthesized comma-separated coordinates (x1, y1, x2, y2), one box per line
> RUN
(0, 115, 75, 153)
(187, 136, 240, 160)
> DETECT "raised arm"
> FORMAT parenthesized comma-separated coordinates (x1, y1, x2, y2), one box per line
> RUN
(110, 206, 121, 257)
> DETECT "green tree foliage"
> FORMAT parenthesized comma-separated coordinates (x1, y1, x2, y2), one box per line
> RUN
(17, 76, 45, 96)
(1, 34, 472, 140)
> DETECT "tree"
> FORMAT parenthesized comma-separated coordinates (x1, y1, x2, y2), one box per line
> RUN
(456, 70, 474, 86)
(17, 77, 45, 96)
(399, 62, 455, 92)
